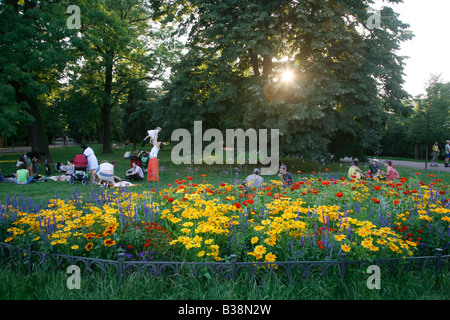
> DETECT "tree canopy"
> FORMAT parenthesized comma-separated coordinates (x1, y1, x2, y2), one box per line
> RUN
(2, 0, 448, 163)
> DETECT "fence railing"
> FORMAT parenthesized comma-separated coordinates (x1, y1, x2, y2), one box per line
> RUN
(1, 242, 448, 283)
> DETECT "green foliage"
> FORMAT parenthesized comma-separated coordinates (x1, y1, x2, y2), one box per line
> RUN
(154, 0, 413, 161)
(380, 77, 450, 159)
(0, 0, 76, 157)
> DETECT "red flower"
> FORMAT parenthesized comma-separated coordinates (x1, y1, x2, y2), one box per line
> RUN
(394, 200, 400, 206)
(188, 176, 193, 180)
(234, 203, 241, 209)
(373, 185, 381, 191)
(336, 192, 344, 198)
(167, 197, 174, 203)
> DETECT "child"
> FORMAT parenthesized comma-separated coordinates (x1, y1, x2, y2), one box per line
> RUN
(53, 159, 74, 182)
(144, 127, 161, 144)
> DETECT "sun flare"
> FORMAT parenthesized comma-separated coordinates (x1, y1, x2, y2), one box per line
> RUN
(281, 70, 294, 82)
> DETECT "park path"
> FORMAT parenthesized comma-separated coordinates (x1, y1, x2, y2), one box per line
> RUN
(340, 157, 449, 173)
(0, 140, 78, 156)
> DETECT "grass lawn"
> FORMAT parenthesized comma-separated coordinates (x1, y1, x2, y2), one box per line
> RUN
(0, 143, 350, 202)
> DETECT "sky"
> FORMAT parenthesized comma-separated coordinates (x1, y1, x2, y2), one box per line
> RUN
(375, 0, 450, 97)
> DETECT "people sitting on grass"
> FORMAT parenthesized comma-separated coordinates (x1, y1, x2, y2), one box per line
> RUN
(380, 160, 400, 181)
(348, 159, 365, 180)
(13, 164, 35, 185)
(243, 168, 264, 191)
(125, 162, 144, 182)
(368, 158, 381, 179)
(48, 159, 75, 182)
(278, 164, 293, 188)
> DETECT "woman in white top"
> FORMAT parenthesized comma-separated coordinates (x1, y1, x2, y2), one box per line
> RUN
(81, 144, 99, 183)
(147, 141, 163, 182)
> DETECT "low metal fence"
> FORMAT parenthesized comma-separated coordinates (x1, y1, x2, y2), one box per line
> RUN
(1, 242, 448, 284)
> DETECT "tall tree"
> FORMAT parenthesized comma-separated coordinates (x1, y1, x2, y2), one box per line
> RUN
(154, 0, 412, 160)
(407, 76, 450, 167)
(69, 0, 183, 154)
(0, 0, 75, 161)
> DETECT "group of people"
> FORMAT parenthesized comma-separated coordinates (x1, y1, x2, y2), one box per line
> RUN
(348, 158, 399, 181)
(0, 151, 47, 185)
(80, 127, 163, 187)
(242, 164, 294, 191)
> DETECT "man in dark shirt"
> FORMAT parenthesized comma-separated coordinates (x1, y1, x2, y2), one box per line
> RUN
(278, 164, 293, 188)
(368, 158, 381, 179)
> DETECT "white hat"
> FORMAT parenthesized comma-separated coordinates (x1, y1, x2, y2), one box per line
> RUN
(373, 158, 378, 162)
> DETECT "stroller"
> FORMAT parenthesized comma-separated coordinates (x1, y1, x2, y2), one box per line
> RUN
(69, 154, 90, 185)
(130, 153, 149, 172)
(130, 156, 142, 168)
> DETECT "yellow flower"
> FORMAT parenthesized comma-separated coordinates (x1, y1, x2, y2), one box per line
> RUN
(71, 245, 79, 250)
(341, 244, 351, 252)
(334, 234, 346, 241)
(264, 252, 276, 262)
(251, 237, 258, 244)
(198, 251, 205, 257)
(254, 245, 266, 255)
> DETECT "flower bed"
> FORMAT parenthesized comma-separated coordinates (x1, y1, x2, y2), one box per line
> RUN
(1, 172, 449, 264)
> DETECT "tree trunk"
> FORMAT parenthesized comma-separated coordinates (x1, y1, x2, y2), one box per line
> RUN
(29, 103, 52, 163)
(96, 123, 103, 144)
(248, 49, 260, 77)
(101, 51, 114, 154)
(14, 81, 52, 162)
(102, 105, 113, 154)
